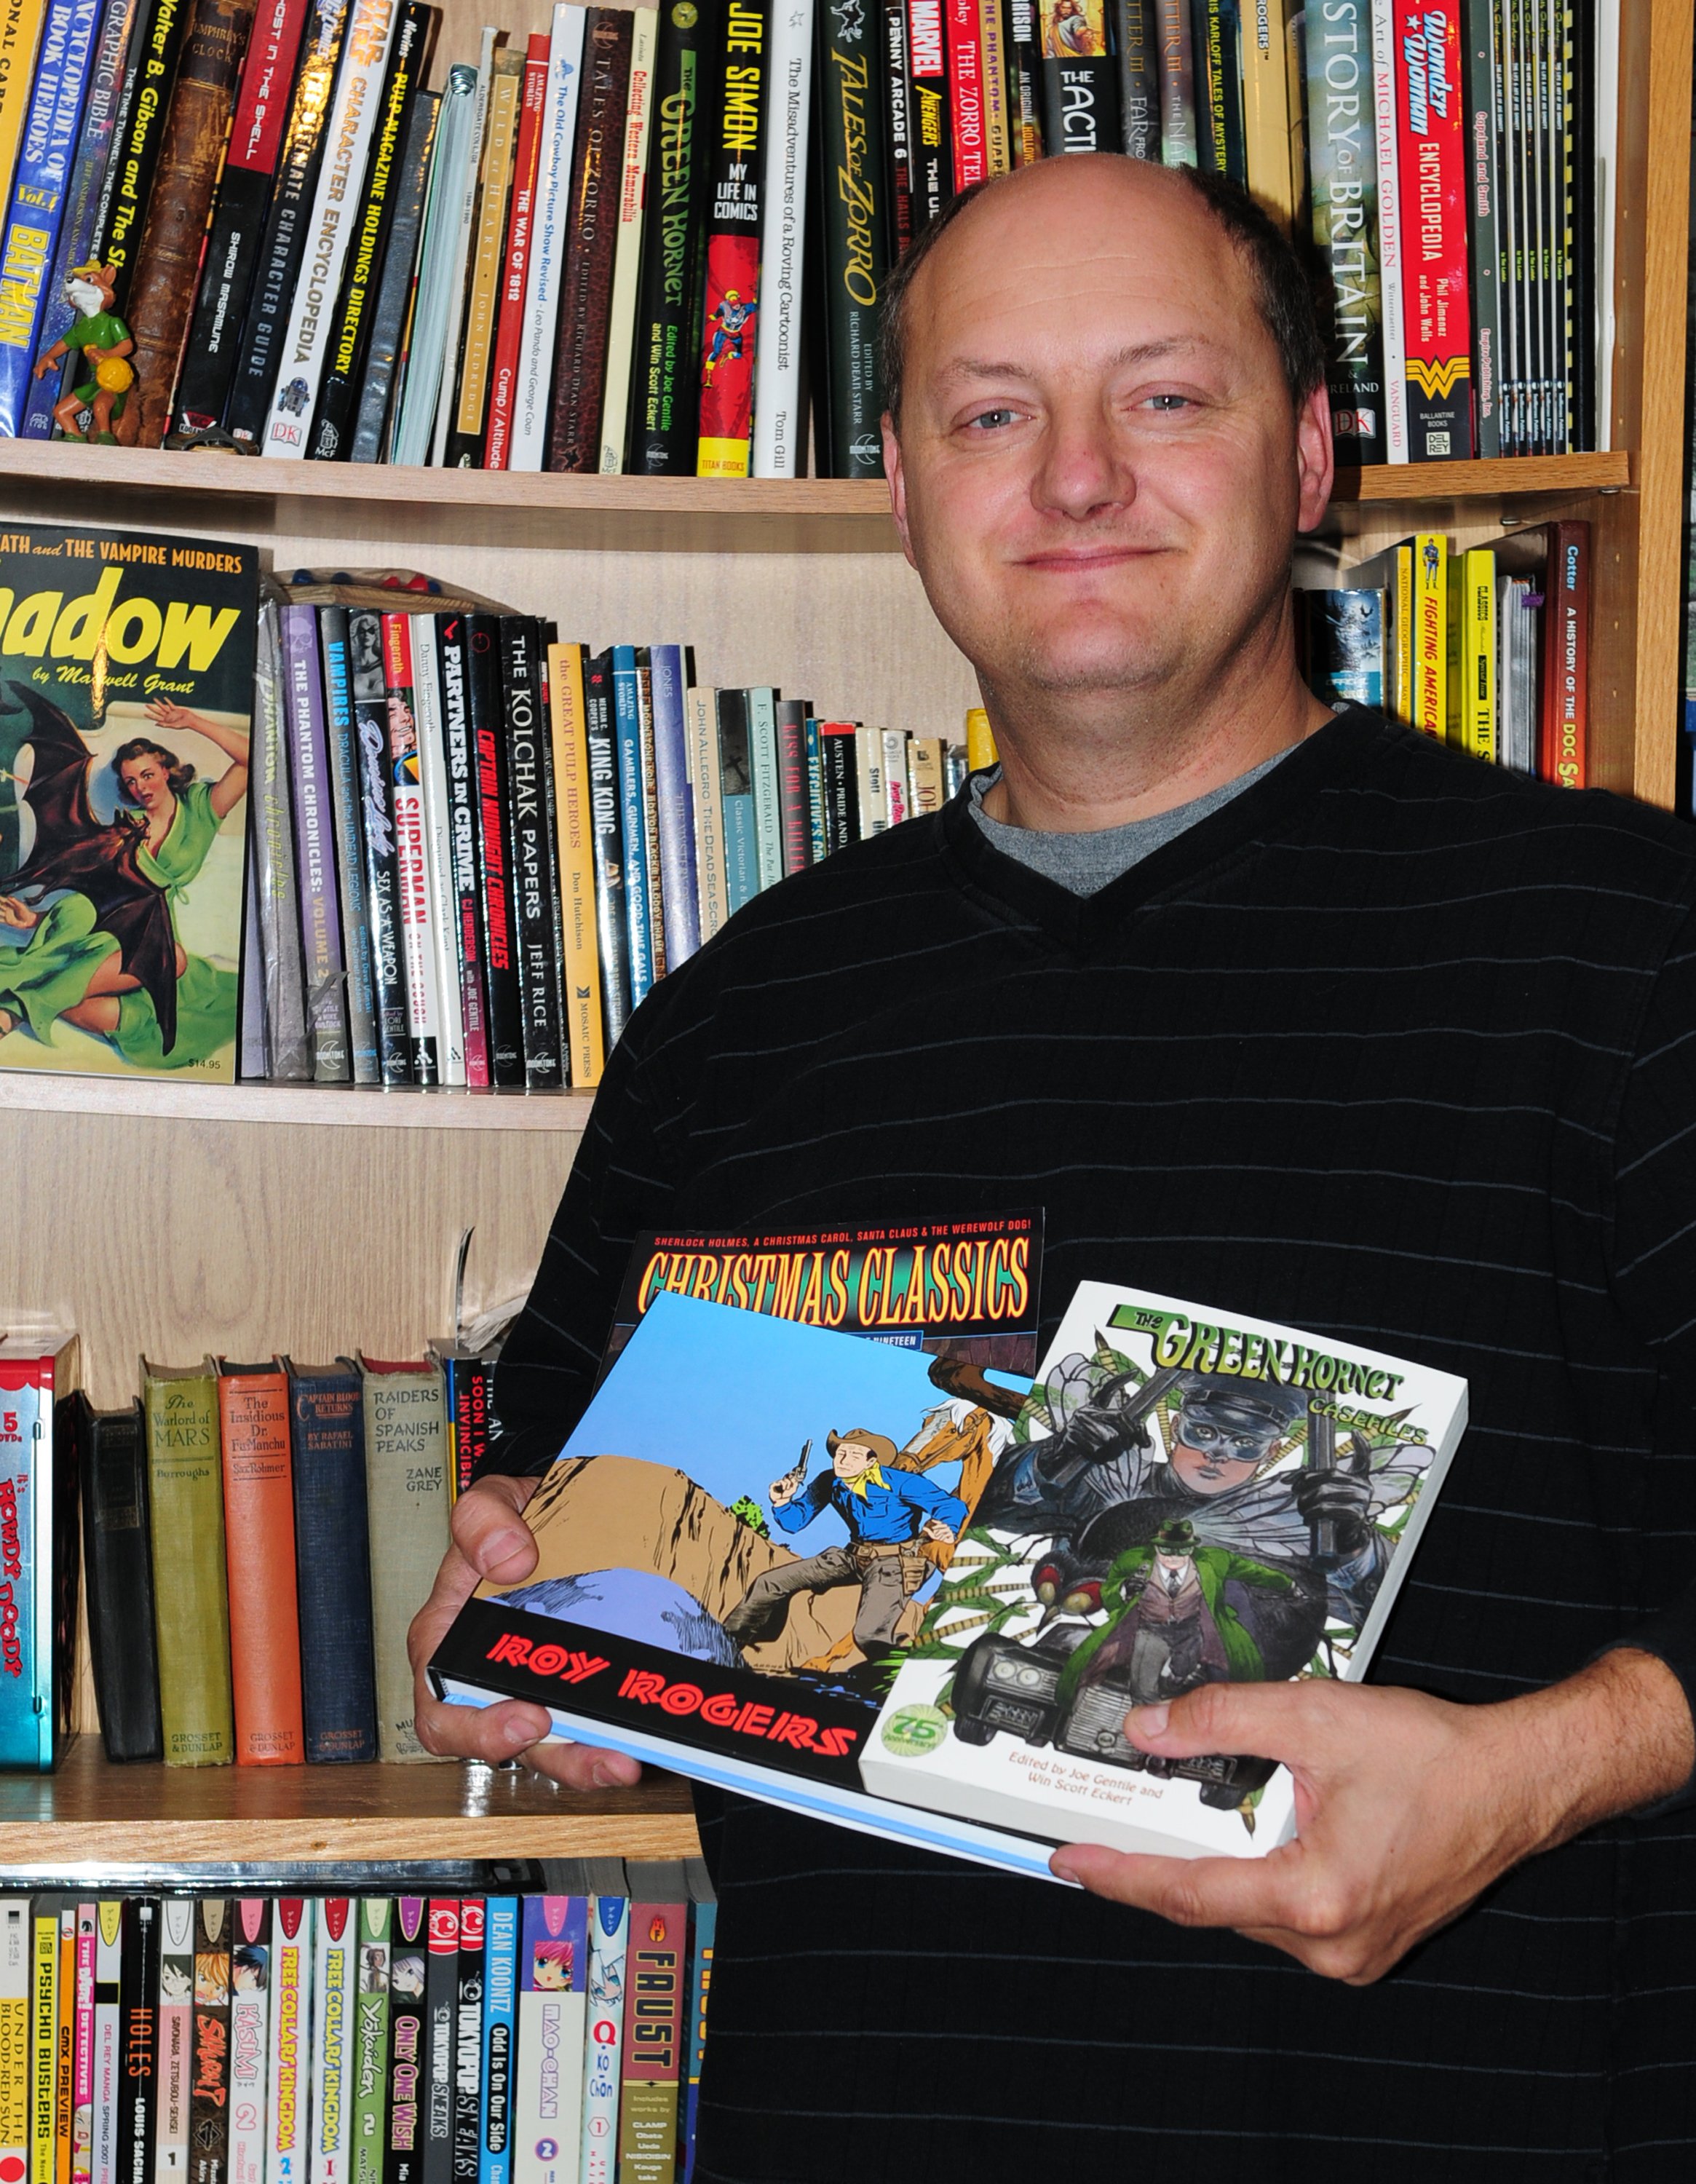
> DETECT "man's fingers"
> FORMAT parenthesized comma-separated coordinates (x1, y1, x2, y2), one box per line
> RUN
(522, 1741, 645, 1794)
(1123, 1677, 1350, 1767)
(1050, 1842, 1331, 1939)
(450, 1472, 540, 1584)
(414, 1691, 554, 1765)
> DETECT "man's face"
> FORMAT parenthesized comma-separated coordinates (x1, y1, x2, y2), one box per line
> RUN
(1154, 1548, 1193, 1581)
(833, 1439, 877, 1481)
(1168, 1410, 1272, 1496)
(884, 157, 1331, 720)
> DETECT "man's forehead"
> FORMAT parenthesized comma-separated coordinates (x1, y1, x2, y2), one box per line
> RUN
(930, 334, 1237, 387)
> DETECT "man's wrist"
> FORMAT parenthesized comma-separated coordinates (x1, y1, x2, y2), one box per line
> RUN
(1486, 1648, 1695, 1857)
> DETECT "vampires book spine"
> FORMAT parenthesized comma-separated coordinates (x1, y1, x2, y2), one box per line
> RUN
(685, 683, 726, 943)
(1392, 0, 1470, 457)
(775, 696, 810, 875)
(445, 48, 526, 468)
(583, 649, 632, 1050)
(252, 592, 311, 1080)
(87, 0, 188, 307)
(380, 609, 442, 1086)
(421, 1907, 455, 2184)
(595, 2, 656, 472)
(215, 1360, 306, 1765)
(449, 1904, 483, 2184)
(1116, 0, 1160, 159)
(265, 1902, 312, 2184)
(411, 614, 467, 1085)
(310, 1901, 354, 2184)
(281, 603, 353, 1083)
(226, 1899, 270, 2184)
(616, 1898, 683, 2184)
(501, 615, 566, 1088)
(945, 0, 984, 185)
(384, 1901, 426, 2184)
(1369, 0, 1407, 459)
(577, 1895, 625, 2184)
(156, 1898, 194, 2184)
(611, 643, 655, 1010)
(317, 604, 382, 1085)
(693, 0, 766, 478)
(881, 0, 913, 254)
(351, 1901, 391, 2184)
(544, 6, 632, 471)
(1537, 518, 1587, 788)
(512, 1901, 583, 2184)
(546, 638, 606, 1089)
(141, 1361, 233, 1768)
(476, 1902, 517, 2184)
(746, 684, 781, 892)
(347, 605, 414, 1085)
(308, 0, 435, 458)
(510, 2, 587, 471)
(286, 1358, 379, 1764)
(434, 613, 491, 1089)
(813, 0, 886, 476)
(190, 1902, 230, 2184)
(75, 1393, 162, 1762)
(348, 83, 438, 461)
(173, 0, 313, 432)
(646, 643, 699, 968)
(1306, 0, 1384, 463)
(467, 612, 523, 1087)
(628, 0, 710, 474)
(1154, 0, 1194, 162)
(0, 0, 100, 434)
(750, 0, 809, 476)
(904, 0, 950, 222)
(359, 1358, 449, 1762)
(223, 0, 352, 442)
(484, 32, 550, 469)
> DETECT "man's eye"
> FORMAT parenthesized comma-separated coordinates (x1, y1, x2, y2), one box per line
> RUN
(965, 408, 1017, 431)
(1144, 393, 1191, 412)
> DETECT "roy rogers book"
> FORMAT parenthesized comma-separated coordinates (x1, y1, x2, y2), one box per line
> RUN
(432, 1280, 1465, 1878)
(0, 523, 257, 1083)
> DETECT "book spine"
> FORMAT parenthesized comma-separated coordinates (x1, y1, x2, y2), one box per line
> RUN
(308, 1904, 353, 2184)
(449, 1905, 481, 2184)
(976, 0, 1010, 170)
(1539, 518, 1586, 787)
(817, 719, 857, 850)
(348, 83, 437, 460)
(513, 1902, 584, 2184)
(142, 1367, 233, 1768)
(679, 1899, 713, 2184)
(153, 1900, 191, 2184)
(383, 57, 476, 466)
(1457, 544, 1495, 759)
(881, 724, 909, 824)
(715, 688, 757, 913)
(774, 697, 809, 874)
(945, 0, 983, 184)
(746, 686, 781, 891)
(173, 0, 313, 432)
(360, 1361, 448, 1762)
(627, 0, 708, 473)
(1116, 0, 1159, 158)
(264, 1904, 312, 2184)
(685, 684, 726, 943)
(384, 1904, 424, 2184)
(814, 0, 886, 475)
(307, 0, 432, 457)
(545, 7, 630, 472)
(646, 644, 699, 968)
(78, 1398, 162, 1761)
(90, 0, 187, 304)
(31, 1902, 57, 2184)
(576, 1897, 624, 2184)
(351, 1902, 389, 2184)
(476, 1902, 516, 2184)
(380, 611, 441, 1085)
(1392, 0, 1471, 457)
(1410, 529, 1446, 736)
(116, 1902, 159, 2184)
(423, 36, 491, 467)
(854, 717, 884, 836)
(71, 1908, 92, 2184)
(215, 1368, 306, 1765)
(287, 1365, 378, 1763)
(91, 1905, 118, 2184)
(1305, 0, 1384, 463)
(446, 52, 525, 467)
(346, 607, 413, 1083)
(610, 644, 654, 1009)
(511, 4, 587, 471)
(317, 606, 382, 1085)
(189, 1903, 230, 2184)
(281, 604, 353, 1082)
(1240, 0, 1292, 217)
(411, 614, 467, 1085)
(1369, 0, 1407, 459)
(615, 1903, 683, 2184)
(692, 0, 765, 478)
(595, 4, 654, 470)
(434, 614, 491, 1088)
(804, 713, 825, 860)
(881, 0, 912, 256)
(749, 0, 809, 474)
(501, 617, 566, 1086)
(1037, 0, 1120, 154)
(464, 615, 523, 1085)
(226, 1902, 269, 2184)
(1389, 537, 1412, 726)
(483, 34, 548, 468)
(633, 650, 665, 977)
(1192, 0, 1241, 177)
(253, 596, 313, 1077)
(420, 1906, 455, 2184)
(0, 0, 100, 433)
(904, 0, 951, 222)
(1154, 0, 1194, 162)
(583, 651, 633, 1048)
(1459, 0, 1499, 456)
(223, 0, 352, 440)
(0, 0, 49, 254)
(1007, 0, 1044, 162)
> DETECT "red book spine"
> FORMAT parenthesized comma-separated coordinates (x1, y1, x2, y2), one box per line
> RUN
(485, 34, 550, 471)
(1538, 521, 1589, 788)
(775, 705, 809, 874)
(946, 0, 987, 188)
(216, 1366, 305, 1765)
(1392, 1, 1472, 459)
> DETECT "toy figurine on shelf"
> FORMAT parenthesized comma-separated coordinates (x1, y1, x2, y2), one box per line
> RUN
(31, 264, 135, 443)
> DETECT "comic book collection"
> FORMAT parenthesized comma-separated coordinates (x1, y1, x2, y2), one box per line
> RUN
(0, 1873, 718, 2184)
(0, 0, 1612, 479)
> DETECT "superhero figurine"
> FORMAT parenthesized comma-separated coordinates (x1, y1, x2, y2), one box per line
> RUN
(32, 263, 135, 443)
(703, 289, 758, 384)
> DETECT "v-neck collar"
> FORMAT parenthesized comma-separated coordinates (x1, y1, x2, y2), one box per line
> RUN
(937, 705, 1397, 952)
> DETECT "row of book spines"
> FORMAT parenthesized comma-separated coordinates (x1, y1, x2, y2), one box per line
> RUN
(91, 1352, 452, 1769)
(0, 1881, 715, 2184)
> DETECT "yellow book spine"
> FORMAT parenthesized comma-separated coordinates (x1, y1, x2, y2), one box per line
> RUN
(455, 54, 526, 439)
(979, 0, 1011, 174)
(695, 438, 750, 478)
(29, 1912, 52, 2184)
(964, 707, 998, 769)
(1241, 0, 1295, 231)
(546, 641, 606, 1090)
(0, 0, 47, 221)
(52, 1913, 69, 2184)
(1411, 533, 1446, 738)
(1464, 546, 1497, 763)
(1389, 544, 1413, 727)
(0, 1902, 28, 2177)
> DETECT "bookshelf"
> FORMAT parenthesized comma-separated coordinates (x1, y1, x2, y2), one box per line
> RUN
(0, 0, 1687, 1867)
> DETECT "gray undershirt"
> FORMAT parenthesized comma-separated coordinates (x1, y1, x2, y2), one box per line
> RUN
(967, 745, 1290, 897)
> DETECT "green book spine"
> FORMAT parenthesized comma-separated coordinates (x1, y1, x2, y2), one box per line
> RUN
(142, 1361, 234, 1767)
(359, 1358, 450, 1761)
(352, 1897, 392, 2184)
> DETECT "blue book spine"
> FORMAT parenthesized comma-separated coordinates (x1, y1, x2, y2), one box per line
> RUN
(478, 1899, 518, 2184)
(746, 687, 782, 891)
(0, 1370, 47, 1766)
(0, 0, 102, 434)
(681, 1899, 716, 2184)
(647, 645, 700, 969)
(287, 1362, 379, 1762)
(804, 716, 826, 864)
(19, 0, 135, 438)
(611, 644, 654, 1007)
(721, 794, 758, 913)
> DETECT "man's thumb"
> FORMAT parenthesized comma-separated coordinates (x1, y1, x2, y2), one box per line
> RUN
(1124, 1678, 1325, 1765)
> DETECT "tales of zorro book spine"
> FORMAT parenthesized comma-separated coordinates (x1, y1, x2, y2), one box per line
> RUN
(812, 0, 887, 476)
(433, 1275, 1465, 1880)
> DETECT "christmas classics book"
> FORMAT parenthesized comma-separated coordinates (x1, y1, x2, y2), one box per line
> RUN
(429, 1279, 1467, 1880)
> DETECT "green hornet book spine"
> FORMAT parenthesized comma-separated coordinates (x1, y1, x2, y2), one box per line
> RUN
(1305, 0, 1384, 463)
(812, 0, 889, 476)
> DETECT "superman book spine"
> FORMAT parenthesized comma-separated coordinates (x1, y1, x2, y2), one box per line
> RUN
(628, 0, 710, 473)
(545, 6, 630, 471)
(467, 611, 524, 1087)
(347, 606, 414, 1085)
(693, 0, 766, 478)
(812, 0, 886, 475)
(380, 609, 440, 1084)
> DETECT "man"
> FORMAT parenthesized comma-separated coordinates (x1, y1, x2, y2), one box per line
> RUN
(722, 1427, 967, 1661)
(412, 154, 1696, 2175)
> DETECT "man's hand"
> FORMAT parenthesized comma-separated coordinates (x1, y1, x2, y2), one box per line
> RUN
(408, 1473, 641, 1791)
(768, 1474, 798, 1508)
(1050, 1648, 1692, 1983)
(1289, 1451, 1372, 1555)
(920, 1518, 955, 1544)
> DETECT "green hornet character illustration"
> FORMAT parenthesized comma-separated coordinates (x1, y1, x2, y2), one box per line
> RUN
(723, 1428, 968, 1665)
(1054, 1519, 1293, 1717)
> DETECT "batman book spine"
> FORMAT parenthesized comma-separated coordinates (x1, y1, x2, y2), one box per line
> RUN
(903, 0, 951, 223)
(225, 1899, 269, 2184)
(383, 1902, 425, 2184)
(1392, 0, 1470, 458)
(0, 0, 101, 434)
(693, 0, 766, 478)
(475, 1901, 516, 2184)
(379, 609, 440, 1084)
(307, 0, 436, 459)
(433, 612, 491, 1088)
(173, 0, 314, 432)
(280, 602, 353, 1082)
(545, 7, 630, 472)
(812, 0, 886, 475)
(317, 604, 381, 1084)
(348, 82, 437, 461)
(467, 612, 523, 1087)
(628, 0, 710, 474)
(1306, 0, 1384, 463)
(189, 1902, 230, 2184)
(346, 606, 413, 1085)
(483, 32, 548, 470)
(499, 616, 564, 1088)
(582, 649, 632, 1051)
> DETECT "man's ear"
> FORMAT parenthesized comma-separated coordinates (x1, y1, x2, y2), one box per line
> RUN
(1294, 381, 1334, 537)
(882, 414, 918, 570)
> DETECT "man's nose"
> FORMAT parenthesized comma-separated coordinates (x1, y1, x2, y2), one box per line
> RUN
(1031, 399, 1135, 522)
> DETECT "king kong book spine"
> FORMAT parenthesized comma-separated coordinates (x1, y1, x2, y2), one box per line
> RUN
(91, 0, 190, 311)
(812, 0, 887, 475)
(546, 5, 631, 471)
(306, 0, 436, 457)
(628, 0, 712, 473)
(693, 0, 767, 478)
(173, 0, 313, 432)
(583, 648, 633, 1050)
(223, 0, 352, 442)
(499, 616, 566, 1088)
(903, 0, 951, 225)
(347, 605, 415, 1085)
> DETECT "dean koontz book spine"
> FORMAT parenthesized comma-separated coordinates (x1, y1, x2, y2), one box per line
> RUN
(1392, 0, 1470, 459)
(173, 0, 313, 432)
(310, 1902, 355, 2184)
(380, 610, 442, 1086)
(545, 6, 630, 472)
(285, 1359, 379, 1764)
(351, 1902, 391, 2184)
(190, 1902, 231, 2184)
(317, 605, 382, 1084)
(501, 616, 566, 1088)
(812, 0, 886, 476)
(692, 0, 766, 478)
(223, 0, 352, 442)
(141, 1361, 234, 1769)
(347, 606, 414, 1085)
(226, 1900, 271, 2184)
(749, 0, 809, 477)
(384, 1902, 426, 2184)
(627, 0, 711, 475)
(476, 1902, 517, 2184)
(1305, 0, 1384, 464)
(266, 1902, 314, 2184)
(583, 649, 633, 1050)
(281, 603, 353, 1081)
(0, 0, 100, 435)
(348, 82, 438, 461)
(434, 612, 491, 1089)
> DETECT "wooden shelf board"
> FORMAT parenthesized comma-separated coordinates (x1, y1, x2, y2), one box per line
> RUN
(0, 1744, 699, 1863)
(0, 1072, 595, 1130)
(1328, 452, 1630, 502)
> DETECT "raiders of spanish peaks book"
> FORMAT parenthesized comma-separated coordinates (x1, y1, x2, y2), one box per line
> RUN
(430, 1276, 1467, 1879)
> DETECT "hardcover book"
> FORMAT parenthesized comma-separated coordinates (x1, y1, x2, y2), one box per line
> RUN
(360, 1355, 449, 1762)
(142, 1358, 234, 1768)
(0, 1333, 78, 1771)
(73, 1390, 163, 1763)
(433, 1276, 1465, 1878)
(287, 1358, 379, 1763)
(627, 0, 710, 475)
(216, 1358, 306, 1765)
